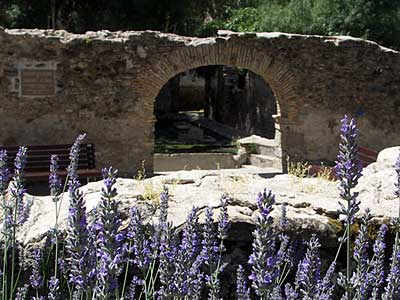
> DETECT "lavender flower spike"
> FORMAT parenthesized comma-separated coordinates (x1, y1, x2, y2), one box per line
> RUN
(351, 209, 372, 299)
(315, 261, 336, 300)
(8, 146, 32, 227)
(49, 154, 62, 199)
(335, 115, 362, 300)
(65, 135, 95, 291)
(294, 235, 321, 298)
(236, 265, 250, 300)
(249, 189, 278, 298)
(29, 247, 43, 290)
(395, 152, 400, 200)
(383, 153, 400, 299)
(218, 194, 230, 241)
(67, 133, 86, 181)
(127, 206, 151, 270)
(383, 218, 400, 300)
(369, 223, 388, 299)
(96, 167, 125, 300)
(0, 149, 10, 197)
(335, 115, 362, 222)
(47, 276, 60, 300)
(14, 284, 29, 300)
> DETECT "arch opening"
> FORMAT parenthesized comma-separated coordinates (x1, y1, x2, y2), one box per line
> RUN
(153, 64, 283, 172)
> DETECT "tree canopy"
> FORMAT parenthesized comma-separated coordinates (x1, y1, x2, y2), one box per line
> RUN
(1, 0, 399, 49)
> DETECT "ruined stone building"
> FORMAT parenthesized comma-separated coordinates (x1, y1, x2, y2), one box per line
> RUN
(0, 28, 399, 175)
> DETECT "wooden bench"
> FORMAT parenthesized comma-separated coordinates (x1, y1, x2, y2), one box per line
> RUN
(1, 143, 101, 182)
(309, 146, 379, 180)
(358, 146, 378, 167)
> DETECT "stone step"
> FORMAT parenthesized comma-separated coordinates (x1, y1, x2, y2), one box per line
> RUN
(249, 154, 281, 169)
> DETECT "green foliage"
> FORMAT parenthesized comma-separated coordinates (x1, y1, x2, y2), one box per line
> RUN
(0, 0, 399, 49)
(223, 7, 260, 32)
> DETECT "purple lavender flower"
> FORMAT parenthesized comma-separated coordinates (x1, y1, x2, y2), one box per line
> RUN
(9, 146, 32, 227)
(351, 209, 372, 299)
(159, 186, 169, 226)
(47, 276, 60, 300)
(65, 135, 95, 292)
(336, 116, 362, 222)
(174, 207, 202, 297)
(218, 195, 229, 241)
(335, 115, 362, 298)
(158, 207, 203, 299)
(284, 283, 298, 300)
(278, 202, 288, 231)
(0, 150, 13, 237)
(395, 153, 400, 198)
(383, 153, 400, 299)
(158, 218, 178, 299)
(383, 218, 400, 299)
(369, 223, 388, 299)
(202, 206, 219, 265)
(248, 189, 278, 297)
(236, 265, 250, 300)
(95, 167, 125, 299)
(275, 233, 291, 285)
(270, 286, 283, 300)
(14, 284, 29, 300)
(127, 206, 151, 270)
(125, 276, 139, 300)
(0, 149, 10, 196)
(66, 176, 93, 290)
(201, 205, 223, 299)
(294, 235, 321, 298)
(29, 247, 43, 289)
(315, 262, 336, 300)
(67, 133, 86, 181)
(49, 155, 62, 198)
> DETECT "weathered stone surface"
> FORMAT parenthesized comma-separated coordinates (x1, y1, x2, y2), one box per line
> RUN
(11, 146, 400, 246)
(0, 29, 400, 175)
(376, 146, 400, 165)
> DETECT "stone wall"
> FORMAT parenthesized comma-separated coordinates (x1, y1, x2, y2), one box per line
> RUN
(0, 28, 399, 175)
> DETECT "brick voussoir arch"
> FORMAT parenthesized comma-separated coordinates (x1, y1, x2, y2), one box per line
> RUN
(140, 39, 299, 124)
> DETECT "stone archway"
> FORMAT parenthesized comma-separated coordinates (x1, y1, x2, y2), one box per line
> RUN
(135, 37, 302, 171)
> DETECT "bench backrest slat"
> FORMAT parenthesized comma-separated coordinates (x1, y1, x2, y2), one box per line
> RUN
(358, 146, 378, 167)
(0, 143, 96, 170)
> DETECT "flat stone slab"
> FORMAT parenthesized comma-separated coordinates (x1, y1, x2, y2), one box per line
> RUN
(4, 148, 399, 247)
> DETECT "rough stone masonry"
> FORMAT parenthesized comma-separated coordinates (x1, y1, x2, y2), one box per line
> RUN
(0, 28, 399, 175)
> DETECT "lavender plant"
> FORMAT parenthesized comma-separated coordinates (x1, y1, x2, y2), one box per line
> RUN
(352, 209, 372, 299)
(29, 247, 43, 299)
(202, 195, 229, 300)
(47, 276, 59, 300)
(65, 134, 96, 297)
(49, 155, 62, 279)
(335, 115, 362, 299)
(382, 153, 400, 299)
(248, 189, 278, 299)
(294, 235, 322, 298)
(8, 147, 32, 300)
(0, 150, 10, 300)
(369, 224, 388, 299)
(157, 202, 207, 300)
(4, 118, 400, 300)
(236, 265, 250, 300)
(95, 167, 125, 300)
